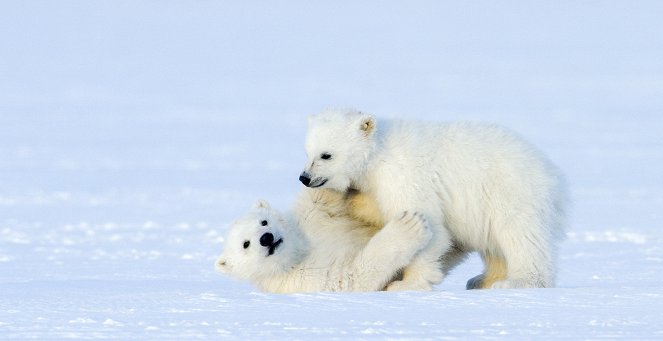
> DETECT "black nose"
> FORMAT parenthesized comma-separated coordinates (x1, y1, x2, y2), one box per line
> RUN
(260, 232, 274, 247)
(299, 173, 311, 186)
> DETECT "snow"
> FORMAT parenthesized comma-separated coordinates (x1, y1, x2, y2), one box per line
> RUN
(1, 1, 663, 339)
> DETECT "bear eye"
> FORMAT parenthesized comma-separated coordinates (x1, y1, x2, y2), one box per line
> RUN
(243, 240, 250, 249)
(261, 220, 268, 226)
(320, 153, 332, 160)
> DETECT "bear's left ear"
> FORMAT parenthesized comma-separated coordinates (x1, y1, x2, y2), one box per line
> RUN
(253, 199, 271, 209)
(358, 113, 376, 136)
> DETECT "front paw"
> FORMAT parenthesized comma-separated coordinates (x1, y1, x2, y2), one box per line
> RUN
(395, 211, 432, 247)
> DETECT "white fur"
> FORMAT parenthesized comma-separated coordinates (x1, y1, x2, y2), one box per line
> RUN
(215, 189, 432, 293)
(302, 109, 568, 290)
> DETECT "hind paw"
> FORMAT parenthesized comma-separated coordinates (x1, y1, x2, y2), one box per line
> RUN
(386, 279, 433, 292)
(466, 274, 485, 290)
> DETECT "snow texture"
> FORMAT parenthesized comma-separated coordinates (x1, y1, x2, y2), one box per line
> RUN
(1, 1, 663, 339)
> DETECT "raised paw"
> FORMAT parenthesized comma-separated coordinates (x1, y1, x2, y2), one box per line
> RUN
(394, 211, 432, 247)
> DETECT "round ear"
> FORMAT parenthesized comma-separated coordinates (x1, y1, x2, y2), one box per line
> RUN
(253, 199, 270, 209)
(358, 113, 376, 136)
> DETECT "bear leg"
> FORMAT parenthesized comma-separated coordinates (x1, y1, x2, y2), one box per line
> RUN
(385, 259, 437, 292)
(385, 241, 448, 291)
(466, 252, 508, 289)
(490, 227, 555, 289)
(346, 211, 432, 292)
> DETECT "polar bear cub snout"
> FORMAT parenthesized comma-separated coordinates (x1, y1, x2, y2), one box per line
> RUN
(259, 232, 274, 246)
(299, 171, 327, 188)
(298, 172, 311, 186)
(260, 232, 283, 256)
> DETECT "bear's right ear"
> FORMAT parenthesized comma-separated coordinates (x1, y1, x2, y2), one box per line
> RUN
(358, 113, 376, 136)
(253, 199, 270, 209)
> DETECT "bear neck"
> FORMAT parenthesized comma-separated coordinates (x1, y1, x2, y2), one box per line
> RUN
(282, 211, 311, 266)
(351, 119, 390, 193)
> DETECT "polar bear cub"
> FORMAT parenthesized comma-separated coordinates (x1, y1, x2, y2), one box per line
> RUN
(299, 109, 567, 290)
(215, 188, 432, 293)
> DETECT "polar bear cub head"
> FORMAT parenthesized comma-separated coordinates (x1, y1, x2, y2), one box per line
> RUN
(300, 109, 376, 192)
(215, 200, 308, 282)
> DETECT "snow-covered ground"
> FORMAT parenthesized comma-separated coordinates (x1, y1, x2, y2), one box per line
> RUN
(1, 1, 662, 339)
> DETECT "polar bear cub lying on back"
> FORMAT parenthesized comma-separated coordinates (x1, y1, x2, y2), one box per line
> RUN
(215, 188, 432, 293)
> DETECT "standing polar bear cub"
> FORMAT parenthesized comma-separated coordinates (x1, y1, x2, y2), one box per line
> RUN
(300, 109, 567, 290)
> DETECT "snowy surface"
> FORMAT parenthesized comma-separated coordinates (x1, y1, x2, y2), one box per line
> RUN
(2, 1, 663, 339)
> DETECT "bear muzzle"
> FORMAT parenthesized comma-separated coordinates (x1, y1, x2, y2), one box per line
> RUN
(260, 232, 283, 256)
(299, 172, 327, 188)
(299, 172, 312, 186)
